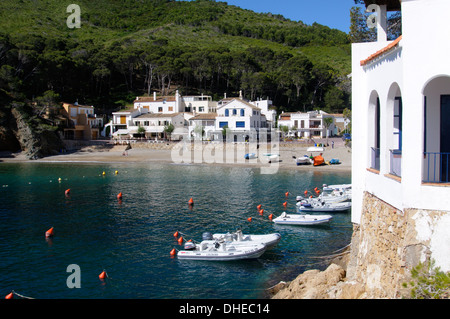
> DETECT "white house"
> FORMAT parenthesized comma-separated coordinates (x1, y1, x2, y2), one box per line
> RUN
(249, 98, 277, 129)
(131, 112, 190, 140)
(215, 98, 267, 141)
(111, 107, 146, 137)
(277, 110, 335, 139)
(188, 113, 218, 140)
(352, 0, 450, 274)
(134, 91, 180, 113)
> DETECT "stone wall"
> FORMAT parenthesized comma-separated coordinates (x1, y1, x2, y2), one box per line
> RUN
(272, 191, 450, 299)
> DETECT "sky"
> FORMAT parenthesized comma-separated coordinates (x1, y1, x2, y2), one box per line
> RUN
(221, 0, 363, 33)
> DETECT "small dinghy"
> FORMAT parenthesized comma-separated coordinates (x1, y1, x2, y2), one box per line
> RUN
(211, 230, 281, 249)
(244, 153, 257, 159)
(177, 240, 267, 261)
(272, 212, 333, 226)
(293, 155, 313, 166)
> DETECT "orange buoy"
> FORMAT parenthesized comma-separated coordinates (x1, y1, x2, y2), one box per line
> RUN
(170, 248, 176, 256)
(283, 201, 287, 208)
(173, 231, 179, 238)
(45, 227, 54, 238)
(188, 198, 194, 205)
(178, 236, 184, 245)
(304, 190, 308, 196)
(117, 192, 123, 200)
(285, 192, 289, 198)
(257, 204, 262, 210)
(268, 214, 273, 220)
(99, 271, 107, 280)
(259, 209, 264, 215)
(5, 292, 13, 299)
(247, 217, 252, 222)
(65, 189, 70, 196)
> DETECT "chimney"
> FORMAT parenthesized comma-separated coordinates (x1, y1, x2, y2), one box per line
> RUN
(239, 90, 243, 99)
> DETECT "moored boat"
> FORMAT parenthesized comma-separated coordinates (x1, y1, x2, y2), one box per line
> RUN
(296, 200, 351, 213)
(212, 230, 281, 249)
(272, 212, 333, 226)
(177, 241, 267, 261)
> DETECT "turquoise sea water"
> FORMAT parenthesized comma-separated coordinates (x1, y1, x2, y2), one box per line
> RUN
(0, 162, 351, 299)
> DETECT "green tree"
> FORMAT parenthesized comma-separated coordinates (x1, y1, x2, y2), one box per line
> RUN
(164, 123, 175, 141)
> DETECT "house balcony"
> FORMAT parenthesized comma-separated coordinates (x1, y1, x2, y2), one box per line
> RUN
(423, 152, 450, 183)
(390, 149, 402, 177)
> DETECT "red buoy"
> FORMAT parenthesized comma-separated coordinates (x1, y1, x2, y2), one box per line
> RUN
(268, 214, 273, 220)
(173, 231, 179, 238)
(65, 189, 70, 196)
(257, 204, 262, 210)
(283, 201, 287, 208)
(170, 248, 176, 256)
(285, 192, 289, 198)
(5, 292, 13, 299)
(178, 236, 184, 245)
(247, 217, 252, 222)
(99, 271, 107, 280)
(259, 209, 264, 215)
(188, 198, 194, 205)
(117, 192, 123, 200)
(45, 227, 54, 238)
(304, 190, 308, 196)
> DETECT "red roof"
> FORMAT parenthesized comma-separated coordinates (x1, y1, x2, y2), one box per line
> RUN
(360, 35, 402, 66)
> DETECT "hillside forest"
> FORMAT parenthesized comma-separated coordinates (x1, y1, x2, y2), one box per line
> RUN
(0, 0, 353, 116)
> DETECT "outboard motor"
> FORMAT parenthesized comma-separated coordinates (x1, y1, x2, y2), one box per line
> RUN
(202, 232, 213, 241)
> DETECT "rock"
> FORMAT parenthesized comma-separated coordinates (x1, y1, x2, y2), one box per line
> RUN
(272, 263, 346, 299)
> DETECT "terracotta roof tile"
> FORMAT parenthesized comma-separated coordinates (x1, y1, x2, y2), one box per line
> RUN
(360, 35, 402, 66)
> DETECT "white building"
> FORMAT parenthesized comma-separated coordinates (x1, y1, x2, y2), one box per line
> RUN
(188, 113, 218, 140)
(249, 98, 277, 129)
(131, 112, 190, 140)
(134, 91, 180, 113)
(352, 0, 450, 273)
(133, 91, 217, 114)
(215, 98, 267, 141)
(277, 110, 335, 139)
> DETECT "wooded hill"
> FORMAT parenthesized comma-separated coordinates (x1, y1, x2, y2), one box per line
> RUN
(0, 0, 351, 115)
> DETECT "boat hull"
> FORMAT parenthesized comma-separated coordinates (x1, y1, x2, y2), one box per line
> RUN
(177, 244, 267, 261)
(297, 201, 351, 213)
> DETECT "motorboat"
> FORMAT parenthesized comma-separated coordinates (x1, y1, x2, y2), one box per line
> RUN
(177, 240, 267, 261)
(322, 184, 352, 200)
(211, 230, 281, 249)
(272, 212, 333, 226)
(296, 200, 352, 213)
(244, 153, 257, 159)
(293, 155, 313, 165)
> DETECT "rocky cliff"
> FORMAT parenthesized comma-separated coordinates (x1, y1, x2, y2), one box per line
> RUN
(0, 103, 64, 159)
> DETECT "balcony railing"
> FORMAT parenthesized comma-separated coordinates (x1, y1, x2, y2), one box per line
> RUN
(423, 152, 450, 183)
(370, 147, 380, 171)
(390, 149, 402, 177)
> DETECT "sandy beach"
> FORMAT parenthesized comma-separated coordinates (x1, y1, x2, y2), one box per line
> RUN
(0, 137, 351, 172)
